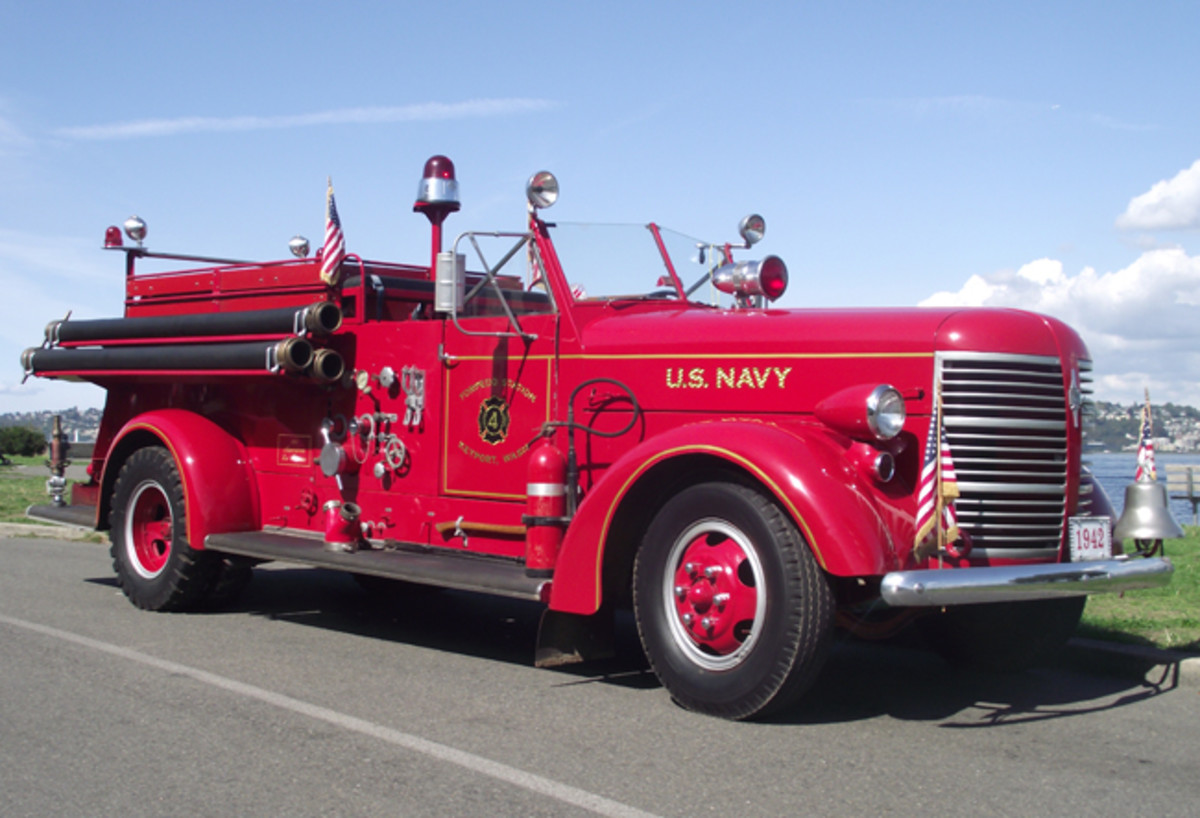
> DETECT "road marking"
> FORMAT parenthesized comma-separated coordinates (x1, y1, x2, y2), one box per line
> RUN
(0, 613, 660, 818)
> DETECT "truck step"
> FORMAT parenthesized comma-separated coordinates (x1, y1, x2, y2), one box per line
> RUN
(205, 529, 548, 602)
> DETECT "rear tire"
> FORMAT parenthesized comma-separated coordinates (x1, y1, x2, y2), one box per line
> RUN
(917, 596, 1086, 672)
(109, 447, 217, 611)
(633, 482, 834, 720)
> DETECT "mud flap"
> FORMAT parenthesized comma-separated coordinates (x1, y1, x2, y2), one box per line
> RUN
(534, 609, 616, 668)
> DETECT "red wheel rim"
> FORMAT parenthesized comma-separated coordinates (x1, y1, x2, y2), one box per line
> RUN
(125, 480, 173, 579)
(664, 519, 765, 670)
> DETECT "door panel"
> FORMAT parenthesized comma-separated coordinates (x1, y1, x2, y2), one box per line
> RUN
(441, 315, 557, 500)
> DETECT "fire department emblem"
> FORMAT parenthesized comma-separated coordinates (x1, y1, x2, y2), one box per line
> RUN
(478, 396, 510, 445)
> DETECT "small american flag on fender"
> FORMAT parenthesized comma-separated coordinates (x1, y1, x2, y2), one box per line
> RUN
(320, 178, 346, 286)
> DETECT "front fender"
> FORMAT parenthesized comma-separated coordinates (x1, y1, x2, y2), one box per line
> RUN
(548, 420, 897, 614)
(100, 409, 260, 548)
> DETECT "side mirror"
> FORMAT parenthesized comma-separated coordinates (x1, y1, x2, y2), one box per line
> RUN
(738, 214, 765, 247)
(435, 251, 465, 315)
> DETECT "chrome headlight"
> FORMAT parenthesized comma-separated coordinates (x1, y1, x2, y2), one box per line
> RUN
(867, 385, 906, 440)
(816, 383, 907, 441)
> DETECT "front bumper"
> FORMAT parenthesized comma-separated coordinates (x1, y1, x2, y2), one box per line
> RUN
(880, 557, 1173, 607)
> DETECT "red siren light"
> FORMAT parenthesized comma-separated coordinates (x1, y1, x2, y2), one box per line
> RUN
(415, 154, 460, 210)
(104, 226, 124, 248)
(760, 255, 788, 301)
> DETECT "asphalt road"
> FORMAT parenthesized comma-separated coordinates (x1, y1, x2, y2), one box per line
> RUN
(3, 535, 1198, 818)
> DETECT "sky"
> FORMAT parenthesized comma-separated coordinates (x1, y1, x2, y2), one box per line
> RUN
(3, 0, 1200, 412)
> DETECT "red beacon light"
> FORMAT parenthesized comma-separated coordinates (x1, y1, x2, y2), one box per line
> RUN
(414, 155, 460, 214)
(104, 226, 124, 248)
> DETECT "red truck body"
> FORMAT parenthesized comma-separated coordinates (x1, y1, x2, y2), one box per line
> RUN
(25, 157, 1172, 719)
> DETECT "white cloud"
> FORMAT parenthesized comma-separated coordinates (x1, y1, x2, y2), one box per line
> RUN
(55, 98, 555, 141)
(921, 249, 1200, 404)
(1116, 158, 1200, 231)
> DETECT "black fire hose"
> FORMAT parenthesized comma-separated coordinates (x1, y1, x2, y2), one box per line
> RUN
(22, 337, 319, 377)
(44, 301, 342, 346)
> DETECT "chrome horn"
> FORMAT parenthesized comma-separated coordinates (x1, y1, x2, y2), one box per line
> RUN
(1113, 481, 1183, 556)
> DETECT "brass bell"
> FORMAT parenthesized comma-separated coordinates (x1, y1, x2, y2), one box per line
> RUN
(1113, 481, 1184, 541)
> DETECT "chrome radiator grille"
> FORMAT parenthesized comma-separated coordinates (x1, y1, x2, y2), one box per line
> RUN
(939, 352, 1072, 558)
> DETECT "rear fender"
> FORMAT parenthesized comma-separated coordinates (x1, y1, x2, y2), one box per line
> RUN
(99, 409, 259, 547)
(547, 421, 897, 615)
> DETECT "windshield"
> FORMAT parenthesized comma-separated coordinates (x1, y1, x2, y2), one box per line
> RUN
(546, 222, 738, 306)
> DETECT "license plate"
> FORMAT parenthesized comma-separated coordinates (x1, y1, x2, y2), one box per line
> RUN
(1069, 516, 1112, 562)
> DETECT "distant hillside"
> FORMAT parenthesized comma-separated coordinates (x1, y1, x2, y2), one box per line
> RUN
(0, 407, 103, 442)
(1090, 401, 1200, 453)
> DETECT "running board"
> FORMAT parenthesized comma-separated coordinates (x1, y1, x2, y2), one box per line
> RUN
(26, 503, 97, 529)
(205, 530, 549, 602)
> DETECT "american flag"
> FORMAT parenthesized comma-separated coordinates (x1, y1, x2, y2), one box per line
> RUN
(1135, 390, 1157, 483)
(320, 178, 346, 286)
(914, 392, 960, 550)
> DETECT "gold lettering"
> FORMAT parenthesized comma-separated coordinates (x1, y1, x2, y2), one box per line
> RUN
(459, 377, 538, 403)
(753, 367, 771, 388)
(688, 367, 707, 388)
(774, 366, 792, 388)
(666, 368, 685, 389)
(502, 440, 533, 463)
(716, 367, 735, 388)
(457, 440, 498, 464)
(736, 368, 756, 389)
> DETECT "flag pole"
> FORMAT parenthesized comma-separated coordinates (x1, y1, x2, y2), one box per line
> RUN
(935, 386, 945, 569)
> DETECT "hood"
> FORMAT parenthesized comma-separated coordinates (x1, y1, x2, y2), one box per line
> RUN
(578, 304, 1082, 359)
(564, 304, 1089, 419)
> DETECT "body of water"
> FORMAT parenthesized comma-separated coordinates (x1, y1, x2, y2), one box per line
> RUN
(1087, 452, 1200, 526)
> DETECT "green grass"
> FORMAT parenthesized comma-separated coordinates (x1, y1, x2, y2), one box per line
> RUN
(0, 468, 60, 523)
(1078, 528, 1200, 653)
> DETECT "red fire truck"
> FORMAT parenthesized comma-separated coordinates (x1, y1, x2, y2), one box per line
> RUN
(25, 156, 1173, 720)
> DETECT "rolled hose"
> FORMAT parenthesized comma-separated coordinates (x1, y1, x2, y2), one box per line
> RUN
(22, 337, 321, 376)
(44, 301, 343, 346)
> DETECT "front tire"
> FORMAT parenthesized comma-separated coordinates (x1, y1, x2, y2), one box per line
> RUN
(633, 482, 835, 720)
(109, 447, 216, 611)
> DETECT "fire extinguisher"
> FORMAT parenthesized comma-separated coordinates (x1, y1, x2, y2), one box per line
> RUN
(522, 436, 567, 577)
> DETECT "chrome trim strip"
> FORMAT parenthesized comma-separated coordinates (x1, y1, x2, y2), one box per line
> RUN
(956, 482, 1065, 495)
(947, 418, 1066, 430)
(880, 557, 1174, 606)
(966, 547, 1061, 560)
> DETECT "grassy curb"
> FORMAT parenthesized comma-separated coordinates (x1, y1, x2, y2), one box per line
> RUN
(1078, 528, 1199, 652)
(0, 470, 62, 523)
